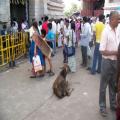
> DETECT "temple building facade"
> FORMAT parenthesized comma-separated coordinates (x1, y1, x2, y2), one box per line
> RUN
(0, 0, 64, 28)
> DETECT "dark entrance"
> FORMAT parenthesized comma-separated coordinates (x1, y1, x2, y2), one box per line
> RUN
(93, 0, 105, 10)
(10, 0, 29, 29)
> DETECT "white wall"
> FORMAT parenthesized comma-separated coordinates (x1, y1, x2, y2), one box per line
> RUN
(0, 0, 10, 29)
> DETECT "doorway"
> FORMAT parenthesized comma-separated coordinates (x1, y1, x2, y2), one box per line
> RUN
(10, 0, 29, 30)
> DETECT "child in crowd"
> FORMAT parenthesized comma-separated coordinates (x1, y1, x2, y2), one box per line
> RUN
(38, 21, 42, 35)
(41, 29, 55, 76)
(46, 23, 55, 56)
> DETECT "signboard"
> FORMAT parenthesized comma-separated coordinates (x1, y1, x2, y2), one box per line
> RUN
(32, 34, 52, 59)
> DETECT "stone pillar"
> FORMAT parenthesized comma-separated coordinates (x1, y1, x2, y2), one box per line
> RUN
(29, 0, 45, 24)
(29, 0, 35, 24)
(0, 0, 10, 28)
(35, 0, 45, 22)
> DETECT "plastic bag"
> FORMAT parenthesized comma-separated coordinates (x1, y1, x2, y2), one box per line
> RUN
(33, 55, 42, 72)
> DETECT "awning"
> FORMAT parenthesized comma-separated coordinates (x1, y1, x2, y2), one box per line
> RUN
(10, 0, 26, 5)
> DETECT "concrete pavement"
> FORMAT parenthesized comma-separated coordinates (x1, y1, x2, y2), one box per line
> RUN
(0, 48, 116, 120)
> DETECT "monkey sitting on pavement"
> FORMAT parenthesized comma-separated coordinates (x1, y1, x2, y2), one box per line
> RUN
(52, 65, 73, 98)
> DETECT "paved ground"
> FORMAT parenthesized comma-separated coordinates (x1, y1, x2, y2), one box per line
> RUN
(0, 48, 116, 120)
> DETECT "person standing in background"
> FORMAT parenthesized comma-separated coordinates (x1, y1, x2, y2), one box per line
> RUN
(42, 16, 49, 34)
(12, 18, 18, 30)
(46, 22, 55, 56)
(60, 18, 64, 29)
(99, 11, 120, 117)
(63, 19, 70, 63)
(21, 19, 27, 31)
(38, 21, 42, 35)
(91, 14, 105, 75)
(51, 18, 57, 53)
(80, 17, 91, 67)
(1, 24, 8, 35)
(75, 18, 80, 47)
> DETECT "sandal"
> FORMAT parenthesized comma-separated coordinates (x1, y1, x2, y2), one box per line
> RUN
(49, 71, 55, 76)
(30, 75, 36, 78)
(38, 74, 45, 78)
(46, 70, 51, 73)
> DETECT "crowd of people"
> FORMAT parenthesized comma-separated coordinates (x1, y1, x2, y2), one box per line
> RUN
(28, 12, 120, 119)
(1, 11, 120, 119)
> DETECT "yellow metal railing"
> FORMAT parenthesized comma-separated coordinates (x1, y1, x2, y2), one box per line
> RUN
(0, 32, 29, 67)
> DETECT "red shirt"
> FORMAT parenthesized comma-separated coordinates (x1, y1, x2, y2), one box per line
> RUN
(42, 21, 48, 34)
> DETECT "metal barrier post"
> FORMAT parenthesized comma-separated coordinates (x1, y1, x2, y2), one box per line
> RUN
(0, 32, 29, 67)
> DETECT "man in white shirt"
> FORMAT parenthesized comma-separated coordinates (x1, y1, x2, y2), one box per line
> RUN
(63, 19, 70, 63)
(51, 19, 57, 53)
(60, 18, 64, 29)
(99, 11, 120, 117)
(80, 17, 92, 67)
(52, 19, 57, 34)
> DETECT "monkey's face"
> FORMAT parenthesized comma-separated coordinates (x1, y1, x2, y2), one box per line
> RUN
(63, 64, 70, 73)
(60, 67, 68, 78)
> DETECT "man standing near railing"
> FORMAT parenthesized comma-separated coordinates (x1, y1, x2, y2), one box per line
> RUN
(9, 21, 18, 34)
(8, 21, 18, 68)
(1, 25, 8, 35)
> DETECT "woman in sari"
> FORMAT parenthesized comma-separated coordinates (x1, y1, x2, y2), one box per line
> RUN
(29, 22, 45, 78)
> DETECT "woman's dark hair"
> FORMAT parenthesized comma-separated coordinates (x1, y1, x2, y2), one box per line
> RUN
(32, 21, 38, 30)
(11, 21, 15, 26)
(39, 21, 42, 25)
(87, 17, 91, 23)
(41, 29, 46, 37)
(56, 19, 60, 24)
(65, 19, 69, 23)
(106, 14, 110, 18)
(32, 18, 36, 23)
(44, 16, 48, 21)
(99, 14, 105, 21)
(13, 18, 17, 21)
(48, 23, 52, 30)
(83, 16, 88, 23)
(71, 22, 75, 31)
(22, 18, 25, 23)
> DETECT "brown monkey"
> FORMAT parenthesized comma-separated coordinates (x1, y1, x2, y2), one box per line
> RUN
(52, 65, 73, 98)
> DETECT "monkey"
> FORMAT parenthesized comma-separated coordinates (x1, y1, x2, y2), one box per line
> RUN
(52, 65, 73, 98)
